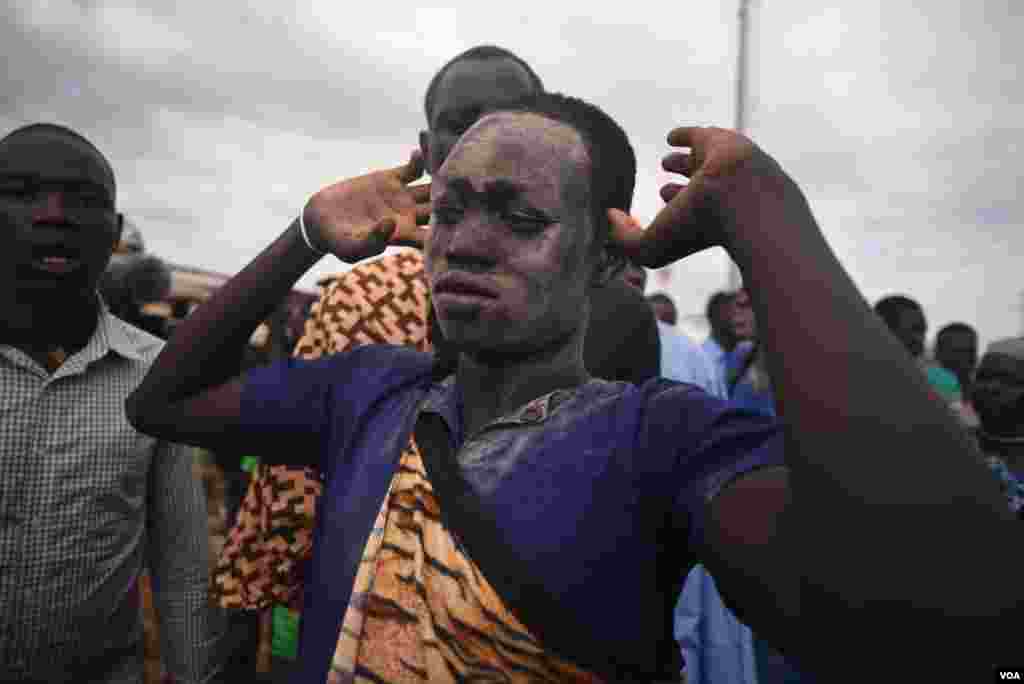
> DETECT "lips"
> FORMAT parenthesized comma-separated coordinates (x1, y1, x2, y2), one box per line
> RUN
(432, 272, 499, 299)
(27, 244, 84, 278)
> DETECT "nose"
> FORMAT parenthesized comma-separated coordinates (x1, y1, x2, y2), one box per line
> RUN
(443, 217, 498, 273)
(32, 191, 67, 224)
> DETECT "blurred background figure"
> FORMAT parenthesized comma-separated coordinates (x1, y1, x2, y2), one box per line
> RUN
(100, 253, 173, 339)
(972, 336, 1024, 518)
(874, 294, 965, 412)
(726, 288, 775, 417)
(623, 265, 724, 397)
(936, 322, 979, 397)
(702, 291, 739, 392)
(647, 292, 679, 327)
(936, 322, 981, 426)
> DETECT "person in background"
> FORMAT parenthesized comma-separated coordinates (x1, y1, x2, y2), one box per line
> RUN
(647, 291, 679, 326)
(100, 253, 174, 340)
(624, 264, 724, 397)
(936, 322, 979, 395)
(936, 321, 979, 405)
(702, 291, 739, 391)
(874, 295, 964, 409)
(0, 122, 224, 682)
(726, 288, 774, 416)
(972, 336, 1024, 517)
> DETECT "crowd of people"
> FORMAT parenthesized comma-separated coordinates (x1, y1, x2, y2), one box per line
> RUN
(1, 43, 1022, 684)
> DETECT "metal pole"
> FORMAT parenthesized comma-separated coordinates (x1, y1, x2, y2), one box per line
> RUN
(727, 0, 752, 291)
(735, 0, 751, 134)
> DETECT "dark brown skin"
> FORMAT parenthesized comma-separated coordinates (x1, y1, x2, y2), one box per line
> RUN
(128, 119, 1021, 674)
(611, 126, 1020, 671)
(125, 155, 430, 452)
(0, 129, 123, 370)
(421, 57, 540, 174)
(426, 113, 608, 436)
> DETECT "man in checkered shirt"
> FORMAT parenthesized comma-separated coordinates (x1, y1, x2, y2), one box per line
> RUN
(0, 123, 225, 682)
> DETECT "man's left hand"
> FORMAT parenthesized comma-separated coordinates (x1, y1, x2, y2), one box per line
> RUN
(608, 126, 801, 269)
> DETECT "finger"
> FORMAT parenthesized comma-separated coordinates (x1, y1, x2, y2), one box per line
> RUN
(659, 182, 686, 203)
(409, 182, 431, 203)
(666, 126, 706, 148)
(606, 208, 653, 266)
(611, 171, 712, 269)
(391, 223, 430, 250)
(662, 152, 694, 177)
(642, 172, 711, 266)
(396, 151, 424, 184)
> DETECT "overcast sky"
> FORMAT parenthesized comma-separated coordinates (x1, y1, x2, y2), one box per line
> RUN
(2, 1, 1021, 349)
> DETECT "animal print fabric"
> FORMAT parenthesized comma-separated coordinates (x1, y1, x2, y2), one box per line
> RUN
(327, 437, 603, 684)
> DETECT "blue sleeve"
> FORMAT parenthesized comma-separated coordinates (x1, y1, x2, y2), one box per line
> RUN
(239, 344, 432, 468)
(640, 381, 785, 550)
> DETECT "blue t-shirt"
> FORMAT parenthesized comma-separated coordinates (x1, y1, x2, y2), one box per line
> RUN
(240, 344, 784, 683)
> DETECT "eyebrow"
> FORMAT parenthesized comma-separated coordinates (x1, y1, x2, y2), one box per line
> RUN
(440, 177, 529, 202)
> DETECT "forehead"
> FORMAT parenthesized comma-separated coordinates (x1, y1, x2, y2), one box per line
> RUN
(0, 130, 114, 196)
(431, 58, 536, 125)
(941, 330, 977, 348)
(436, 113, 587, 203)
(897, 307, 925, 326)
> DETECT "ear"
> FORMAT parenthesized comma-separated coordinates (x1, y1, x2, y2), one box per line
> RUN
(106, 212, 124, 258)
(419, 130, 431, 171)
(590, 243, 627, 288)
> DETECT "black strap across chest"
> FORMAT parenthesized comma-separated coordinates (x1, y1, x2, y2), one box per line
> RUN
(413, 411, 682, 683)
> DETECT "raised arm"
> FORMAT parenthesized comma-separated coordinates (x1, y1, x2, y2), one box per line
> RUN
(125, 156, 430, 457)
(610, 128, 1020, 665)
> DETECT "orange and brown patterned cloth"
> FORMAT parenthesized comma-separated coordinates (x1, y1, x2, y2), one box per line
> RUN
(212, 250, 431, 610)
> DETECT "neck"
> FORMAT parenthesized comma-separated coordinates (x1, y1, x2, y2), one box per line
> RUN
(455, 329, 589, 438)
(0, 291, 99, 362)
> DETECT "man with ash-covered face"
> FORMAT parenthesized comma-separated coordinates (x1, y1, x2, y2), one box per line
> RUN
(128, 93, 1020, 682)
(211, 46, 662, 681)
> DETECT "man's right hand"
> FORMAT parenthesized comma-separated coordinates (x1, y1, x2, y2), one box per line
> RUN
(303, 152, 432, 263)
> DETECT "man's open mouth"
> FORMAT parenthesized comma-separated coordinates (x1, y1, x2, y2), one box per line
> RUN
(27, 245, 84, 277)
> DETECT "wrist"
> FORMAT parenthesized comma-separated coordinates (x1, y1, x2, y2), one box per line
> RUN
(298, 203, 327, 257)
(717, 166, 817, 272)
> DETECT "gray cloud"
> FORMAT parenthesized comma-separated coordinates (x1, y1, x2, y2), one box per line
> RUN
(2, 1, 1021, 347)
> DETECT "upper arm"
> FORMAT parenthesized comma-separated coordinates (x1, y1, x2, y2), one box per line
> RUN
(129, 355, 339, 466)
(698, 466, 797, 638)
(130, 375, 249, 455)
